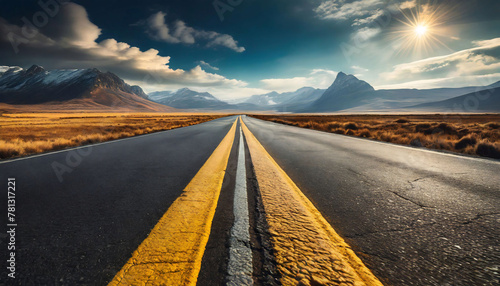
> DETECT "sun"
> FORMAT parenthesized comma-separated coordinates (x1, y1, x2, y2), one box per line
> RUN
(392, 3, 453, 56)
(415, 24, 428, 37)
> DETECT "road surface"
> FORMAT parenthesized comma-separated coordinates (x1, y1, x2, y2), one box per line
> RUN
(0, 114, 498, 285)
(0, 116, 238, 285)
(243, 115, 500, 286)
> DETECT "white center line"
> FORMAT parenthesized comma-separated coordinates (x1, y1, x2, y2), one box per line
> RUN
(226, 126, 253, 286)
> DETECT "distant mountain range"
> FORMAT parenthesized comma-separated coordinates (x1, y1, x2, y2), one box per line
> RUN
(149, 88, 232, 110)
(409, 86, 500, 112)
(147, 86, 325, 111)
(1, 65, 499, 112)
(0, 65, 173, 112)
(243, 87, 324, 111)
(302, 72, 500, 112)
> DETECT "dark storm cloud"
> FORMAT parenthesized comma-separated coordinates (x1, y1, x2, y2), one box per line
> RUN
(0, 2, 245, 88)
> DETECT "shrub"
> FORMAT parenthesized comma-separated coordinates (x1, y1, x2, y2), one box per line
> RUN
(486, 122, 500, 129)
(476, 141, 500, 159)
(457, 128, 470, 138)
(332, 128, 345, 135)
(344, 122, 358, 130)
(436, 123, 457, 135)
(455, 135, 477, 150)
(358, 129, 371, 138)
(395, 118, 409, 123)
(415, 123, 431, 132)
(327, 122, 341, 130)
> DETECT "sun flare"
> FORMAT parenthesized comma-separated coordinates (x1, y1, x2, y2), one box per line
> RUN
(393, 3, 453, 56)
(415, 24, 428, 37)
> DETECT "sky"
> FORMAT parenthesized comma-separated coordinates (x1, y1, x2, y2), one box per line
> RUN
(0, 0, 499, 101)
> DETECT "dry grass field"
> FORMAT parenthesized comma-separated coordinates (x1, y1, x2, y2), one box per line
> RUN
(250, 114, 500, 159)
(0, 113, 226, 159)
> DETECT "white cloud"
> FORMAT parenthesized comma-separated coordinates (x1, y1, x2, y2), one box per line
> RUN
(146, 12, 245, 52)
(380, 37, 500, 88)
(198, 61, 219, 71)
(260, 77, 311, 91)
(352, 27, 381, 40)
(314, 0, 382, 20)
(376, 73, 500, 90)
(472, 38, 500, 48)
(399, 0, 416, 10)
(352, 9, 384, 26)
(0, 3, 245, 90)
(351, 65, 369, 72)
(259, 69, 338, 92)
(314, 0, 392, 43)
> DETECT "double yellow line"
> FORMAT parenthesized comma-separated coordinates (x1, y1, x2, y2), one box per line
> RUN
(109, 117, 382, 285)
(109, 119, 237, 285)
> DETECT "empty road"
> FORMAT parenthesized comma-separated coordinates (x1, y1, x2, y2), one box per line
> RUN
(243, 115, 500, 286)
(0, 116, 238, 285)
(1, 115, 498, 285)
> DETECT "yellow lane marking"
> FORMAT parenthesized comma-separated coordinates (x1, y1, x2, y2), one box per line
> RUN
(241, 119, 383, 286)
(109, 118, 238, 286)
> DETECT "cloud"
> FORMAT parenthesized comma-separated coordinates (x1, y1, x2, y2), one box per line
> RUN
(380, 37, 500, 88)
(146, 12, 245, 52)
(351, 65, 369, 72)
(0, 3, 245, 89)
(41, 3, 101, 48)
(198, 61, 219, 71)
(352, 9, 384, 26)
(352, 27, 381, 40)
(314, 0, 382, 20)
(314, 0, 394, 43)
(399, 0, 416, 10)
(376, 73, 500, 90)
(259, 69, 338, 92)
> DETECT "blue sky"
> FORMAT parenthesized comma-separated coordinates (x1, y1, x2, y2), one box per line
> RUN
(0, 0, 499, 100)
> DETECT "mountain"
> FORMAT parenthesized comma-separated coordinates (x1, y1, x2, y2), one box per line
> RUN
(244, 91, 280, 106)
(408, 86, 500, 112)
(149, 88, 232, 110)
(304, 72, 374, 112)
(0, 65, 173, 111)
(244, 87, 324, 111)
(302, 72, 500, 112)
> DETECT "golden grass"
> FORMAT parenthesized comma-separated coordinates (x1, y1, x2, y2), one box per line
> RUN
(0, 113, 227, 159)
(250, 114, 500, 159)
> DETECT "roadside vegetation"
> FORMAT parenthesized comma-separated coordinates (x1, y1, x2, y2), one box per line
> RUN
(250, 114, 500, 159)
(0, 113, 226, 159)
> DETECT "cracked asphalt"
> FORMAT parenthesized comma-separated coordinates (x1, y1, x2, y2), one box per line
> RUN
(243, 116, 500, 286)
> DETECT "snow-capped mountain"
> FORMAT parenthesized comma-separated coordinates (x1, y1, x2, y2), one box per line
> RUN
(149, 88, 232, 109)
(244, 91, 281, 106)
(244, 87, 324, 110)
(0, 65, 171, 111)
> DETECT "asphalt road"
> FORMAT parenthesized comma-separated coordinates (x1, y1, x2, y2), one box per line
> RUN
(0, 116, 238, 285)
(1, 114, 499, 285)
(242, 115, 500, 286)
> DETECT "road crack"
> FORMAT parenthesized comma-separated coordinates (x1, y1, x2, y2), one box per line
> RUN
(385, 189, 434, 209)
(462, 212, 500, 225)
